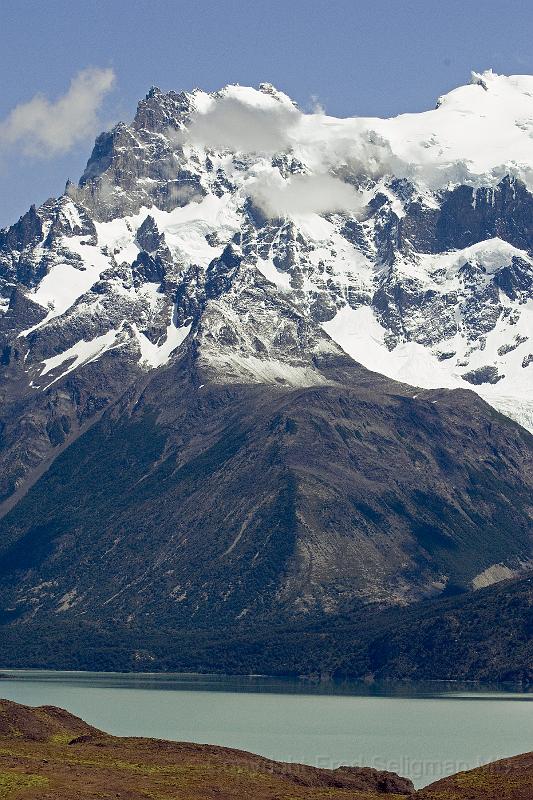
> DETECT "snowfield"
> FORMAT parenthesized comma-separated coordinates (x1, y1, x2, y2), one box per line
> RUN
(2, 70, 532, 431)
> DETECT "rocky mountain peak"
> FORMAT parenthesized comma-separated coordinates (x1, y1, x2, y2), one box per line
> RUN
(133, 86, 198, 133)
(258, 81, 299, 108)
(0, 72, 531, 514)
(136, 214, 166, 253)
(0, 74, 532, 630)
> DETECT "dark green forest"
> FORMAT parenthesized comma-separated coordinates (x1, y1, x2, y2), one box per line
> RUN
(1, 574, 531, 685)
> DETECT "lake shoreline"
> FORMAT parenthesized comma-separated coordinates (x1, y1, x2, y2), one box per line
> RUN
(0, 668, 531, 697)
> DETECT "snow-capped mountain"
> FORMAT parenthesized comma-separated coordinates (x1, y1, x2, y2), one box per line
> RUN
(0, 72, 532, 627)
(1, 70, 531, 431)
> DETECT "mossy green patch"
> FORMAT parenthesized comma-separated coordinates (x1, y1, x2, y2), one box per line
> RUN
(0, 771, 48, 798)
(49, 733, 75, 745)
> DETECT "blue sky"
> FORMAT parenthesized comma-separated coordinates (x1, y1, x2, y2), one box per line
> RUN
(1, 0, 532, 226)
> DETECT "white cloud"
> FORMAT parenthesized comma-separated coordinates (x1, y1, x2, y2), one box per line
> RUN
(182, 74, 533, 202)
(187, 94, 298, 154)
(247, 171, 365, 217)
(185, 90, 367, 216)
(183, 90, 401, 216)
(0, 67, 116, 157)
(185, 89, 401, 181)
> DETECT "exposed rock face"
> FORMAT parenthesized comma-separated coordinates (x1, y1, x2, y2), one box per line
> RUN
(0, 75, 532, 629)
(72, 87, 206, 220)
(462, 365, 504, 385)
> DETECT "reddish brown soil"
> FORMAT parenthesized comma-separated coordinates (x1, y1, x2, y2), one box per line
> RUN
(418, 751, 533, 799)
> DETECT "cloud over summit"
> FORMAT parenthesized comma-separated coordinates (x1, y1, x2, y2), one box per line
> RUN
(187, 93, 298, 154)
(185, 87, 370, 216)
(182, 73, 533, 216)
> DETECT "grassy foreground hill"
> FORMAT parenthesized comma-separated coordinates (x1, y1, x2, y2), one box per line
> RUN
(0, 699, 412, 799)
(0, 700, 531, 799)
(417, 752, 533, 800)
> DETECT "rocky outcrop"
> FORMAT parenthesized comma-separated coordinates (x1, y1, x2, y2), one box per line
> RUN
(462, 365, 504, 385)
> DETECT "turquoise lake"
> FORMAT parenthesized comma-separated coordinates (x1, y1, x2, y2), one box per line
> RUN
(0, 671, 531, 789)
